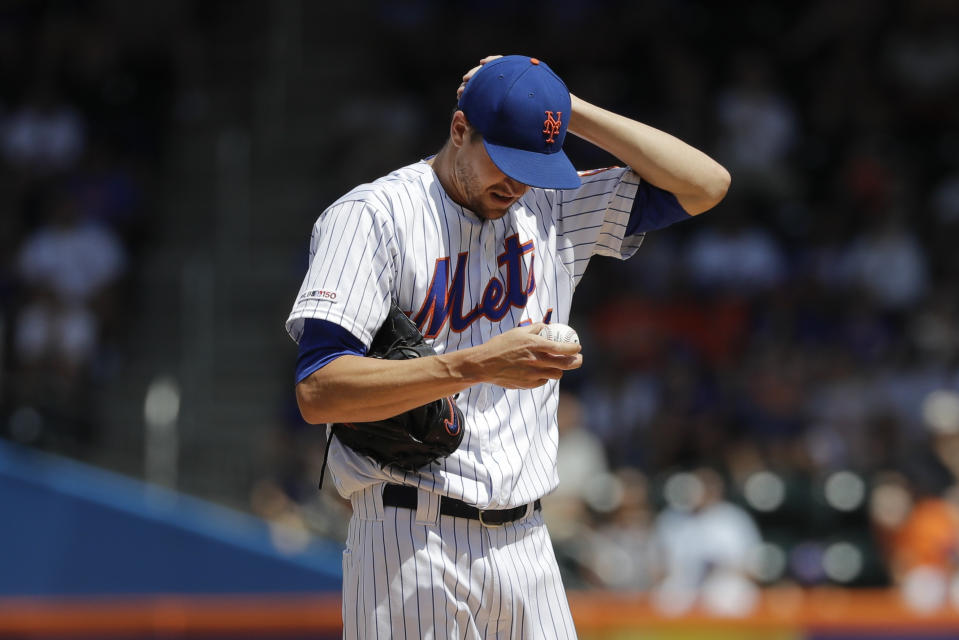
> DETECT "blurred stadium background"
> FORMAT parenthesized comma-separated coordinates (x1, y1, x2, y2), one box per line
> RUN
(2, 0, 959, 637)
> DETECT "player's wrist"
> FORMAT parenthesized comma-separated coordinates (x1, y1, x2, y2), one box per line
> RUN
(566, 94, 592, 137)
(437, 350, 484, 386)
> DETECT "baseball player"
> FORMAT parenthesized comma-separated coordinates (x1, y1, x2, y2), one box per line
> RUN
(287, 55, 729, 639)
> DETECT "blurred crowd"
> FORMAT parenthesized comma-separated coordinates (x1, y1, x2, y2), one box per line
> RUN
(250, 0, 959, 614)
(0, 2, 172, 452)
(4, 0, 959, 613)
(550, 0, 959, 610)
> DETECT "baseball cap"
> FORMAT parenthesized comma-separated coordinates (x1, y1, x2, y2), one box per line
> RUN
(457, 55, 581, 190)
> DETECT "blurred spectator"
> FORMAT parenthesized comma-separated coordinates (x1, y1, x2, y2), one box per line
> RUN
(838, 214, 928, 311)
(873, 470, 959, 612)
(581, 468, 661, 591)
(9, 188, 125, 447)
(651, 468, 762, 616)
(889, 495, 959, 580)
(554, 391, 611, 507)
(544, 390, 611, 587)
(715, 50, 800, 198)
(1, 82, 85, 174)
(16, 192, 126, 369)
(921, 390, 959, 483)
(684, 210, 788, 294)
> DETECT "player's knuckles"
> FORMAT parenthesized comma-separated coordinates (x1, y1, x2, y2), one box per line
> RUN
(462, 64, 483, 81)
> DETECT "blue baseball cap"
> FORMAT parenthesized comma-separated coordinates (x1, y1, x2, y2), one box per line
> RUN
(457, 55, 581, 190)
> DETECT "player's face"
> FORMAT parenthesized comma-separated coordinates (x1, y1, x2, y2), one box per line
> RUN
(455, 135, 529, 220)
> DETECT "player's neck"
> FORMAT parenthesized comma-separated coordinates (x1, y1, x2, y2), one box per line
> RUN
(429, 143, 469, 210)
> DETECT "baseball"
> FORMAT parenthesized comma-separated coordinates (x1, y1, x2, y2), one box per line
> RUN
(539, 323, 579, 344)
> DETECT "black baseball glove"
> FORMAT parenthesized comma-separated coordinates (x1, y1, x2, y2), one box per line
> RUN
(329, 302, 465, 471)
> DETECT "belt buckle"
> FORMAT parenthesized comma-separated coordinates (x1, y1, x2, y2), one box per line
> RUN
(478, 509, 505, 528)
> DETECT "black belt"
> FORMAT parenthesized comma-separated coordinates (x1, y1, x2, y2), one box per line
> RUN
(382, 484, 540, 527)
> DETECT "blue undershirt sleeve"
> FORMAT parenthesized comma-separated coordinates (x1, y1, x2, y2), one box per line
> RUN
(295, 318, 367, 384)
(626, 180, 692, 235)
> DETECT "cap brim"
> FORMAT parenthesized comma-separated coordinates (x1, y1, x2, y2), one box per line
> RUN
(484, 140, 581, 190)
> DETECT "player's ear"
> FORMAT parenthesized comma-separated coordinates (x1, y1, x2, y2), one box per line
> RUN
(450, 110, 470, 148)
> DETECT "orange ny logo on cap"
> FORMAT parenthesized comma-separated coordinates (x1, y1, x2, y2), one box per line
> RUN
(543, 111, 562, 144)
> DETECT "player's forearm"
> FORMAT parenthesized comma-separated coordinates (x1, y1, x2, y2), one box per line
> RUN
(295, 324, 582, 424)
(567, 94, 730, 215)
(296, 353, 478, 424)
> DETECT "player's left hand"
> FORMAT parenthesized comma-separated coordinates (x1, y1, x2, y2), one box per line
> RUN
(457, 55, 503, 100)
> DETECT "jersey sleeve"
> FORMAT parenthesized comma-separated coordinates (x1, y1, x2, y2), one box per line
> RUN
(553, 167, 645, 285)
(286, 198, 396, 347)
(295, 317, 367, 384)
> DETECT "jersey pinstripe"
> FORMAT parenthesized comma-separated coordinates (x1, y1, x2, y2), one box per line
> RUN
(287, 160, 643, 510)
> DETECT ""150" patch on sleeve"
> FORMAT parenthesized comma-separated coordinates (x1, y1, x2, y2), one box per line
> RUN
(298, 289, 339, 303)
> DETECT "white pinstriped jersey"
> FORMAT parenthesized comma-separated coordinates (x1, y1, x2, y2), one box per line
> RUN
(286, 160, 643, 509)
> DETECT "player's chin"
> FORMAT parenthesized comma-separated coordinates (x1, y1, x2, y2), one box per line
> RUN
(476, 206, 510, 221)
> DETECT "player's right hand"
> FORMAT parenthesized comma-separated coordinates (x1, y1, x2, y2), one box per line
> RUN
(457, 55, 504, 100)
(464, 323, 582, 389)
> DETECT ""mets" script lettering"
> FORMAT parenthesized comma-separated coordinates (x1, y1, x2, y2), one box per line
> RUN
(414, 235, 536, 338)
